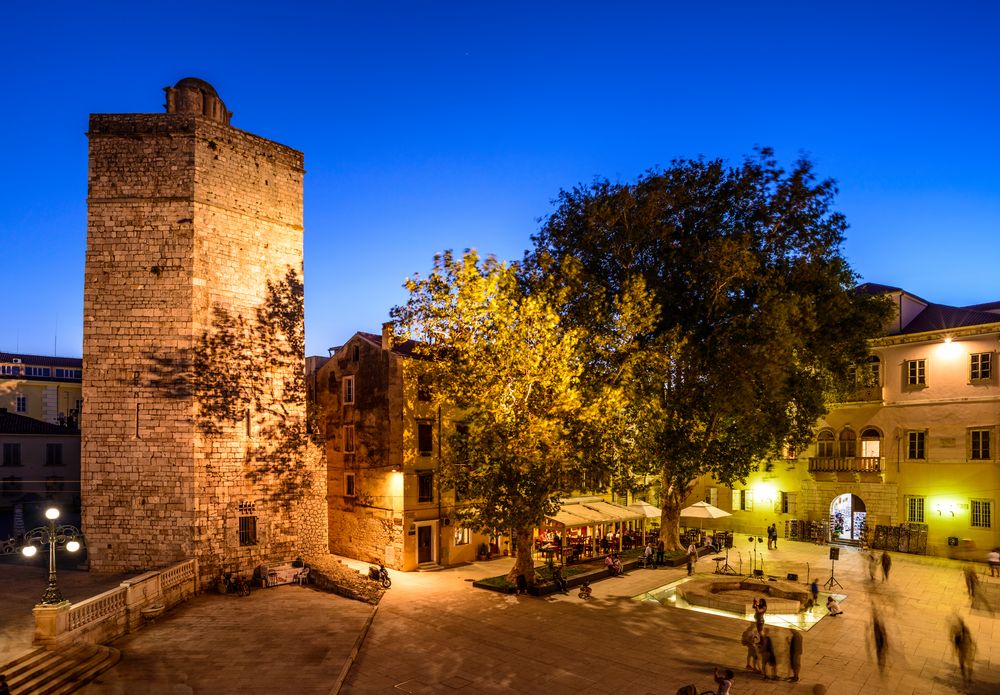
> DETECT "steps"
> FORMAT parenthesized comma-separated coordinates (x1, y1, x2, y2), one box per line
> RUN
(1, 643, 121, 695)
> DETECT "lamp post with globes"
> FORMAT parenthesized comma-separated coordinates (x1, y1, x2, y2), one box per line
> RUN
(20, 507, 84, 605)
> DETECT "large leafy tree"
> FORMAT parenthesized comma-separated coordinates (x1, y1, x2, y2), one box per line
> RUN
(529, 150, 891, 549)
(390, 250, 632, 583)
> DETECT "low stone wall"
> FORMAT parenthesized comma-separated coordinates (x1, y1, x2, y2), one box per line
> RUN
(33, 559, 198, 650)
(678, 577, 808, 614)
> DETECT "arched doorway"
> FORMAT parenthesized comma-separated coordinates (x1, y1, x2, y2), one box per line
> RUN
(830, 493, 867, 543)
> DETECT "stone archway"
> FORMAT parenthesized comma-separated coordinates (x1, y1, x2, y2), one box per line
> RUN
(830, 492, 867, 543)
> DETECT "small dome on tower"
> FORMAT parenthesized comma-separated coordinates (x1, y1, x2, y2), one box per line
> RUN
(164, 77, 231, 125)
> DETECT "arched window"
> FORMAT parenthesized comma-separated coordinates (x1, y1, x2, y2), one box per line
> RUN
(861, 428, 882, 459)
(817, 430, 835, 458)
(839, 429, 857, 458)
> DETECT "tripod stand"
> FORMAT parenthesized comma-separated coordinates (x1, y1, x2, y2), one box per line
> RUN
(823, 557, 843, 590)
(718, 544, 738, 575)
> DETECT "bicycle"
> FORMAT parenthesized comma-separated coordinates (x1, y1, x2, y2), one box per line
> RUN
(577, 581, 593, 599)
(219, 571, 251, 597)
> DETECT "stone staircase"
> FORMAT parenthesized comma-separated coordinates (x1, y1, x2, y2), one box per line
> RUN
(1, 643, 120, 694)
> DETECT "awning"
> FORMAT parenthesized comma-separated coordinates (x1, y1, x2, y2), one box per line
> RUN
(543, 499, 644, 529)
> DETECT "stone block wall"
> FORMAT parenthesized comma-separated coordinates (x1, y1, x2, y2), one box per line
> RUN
(83, 85, 326, 580)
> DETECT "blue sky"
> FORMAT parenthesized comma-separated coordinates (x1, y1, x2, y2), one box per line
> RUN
(2, 2, 998, 357)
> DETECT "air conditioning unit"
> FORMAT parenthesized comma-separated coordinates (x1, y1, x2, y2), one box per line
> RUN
(12, 358, 21, 364)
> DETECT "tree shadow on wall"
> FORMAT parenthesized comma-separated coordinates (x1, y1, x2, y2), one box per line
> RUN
(148, 267, 320, 506)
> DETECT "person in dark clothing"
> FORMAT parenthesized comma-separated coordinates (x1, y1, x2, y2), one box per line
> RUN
(552, 566, 568, 594)
(952, 617, 975, 684)
(880, 551, 892, 582)
(788, 631, 803, 682)
(872, 610, 888, 673)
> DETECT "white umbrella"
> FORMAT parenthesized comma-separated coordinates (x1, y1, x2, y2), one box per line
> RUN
(628, 501, 662, 519)
(679, 501, 731, 519)
(679, 501, 731, 534)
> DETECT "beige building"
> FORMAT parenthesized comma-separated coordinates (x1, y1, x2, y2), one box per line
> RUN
(0, 353, 82, 427)
(81, 78, 326, 581)
(690, 284, 1000, 559)
(318, 326, 491, 571)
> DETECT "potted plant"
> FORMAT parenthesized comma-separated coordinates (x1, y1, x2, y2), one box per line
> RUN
(477, 542, 490, 561)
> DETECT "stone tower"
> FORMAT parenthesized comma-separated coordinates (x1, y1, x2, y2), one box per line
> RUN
(82, 78, 327, 581)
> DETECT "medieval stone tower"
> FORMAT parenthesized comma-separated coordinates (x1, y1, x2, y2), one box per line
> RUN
(82, 78, 327, 581)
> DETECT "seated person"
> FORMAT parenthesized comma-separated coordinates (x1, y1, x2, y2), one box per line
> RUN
(826, 596, 843, 616)
(605, 554, 621, 576)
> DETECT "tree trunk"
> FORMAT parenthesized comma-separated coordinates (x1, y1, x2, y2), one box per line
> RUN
(506, 527, 535, 585)
(659, 471, 689, 551)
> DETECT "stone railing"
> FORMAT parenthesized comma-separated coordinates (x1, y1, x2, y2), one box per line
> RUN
(33, 558, 198, 650)
(67, 586, 127, 632)
(808, 456, 883, 473)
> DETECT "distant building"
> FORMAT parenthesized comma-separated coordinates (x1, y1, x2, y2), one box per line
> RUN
(691, 284, 1000, 558)
(0, 408, 81, 536)
(0, 352, 83, 426)
(317, 325, 493, 570)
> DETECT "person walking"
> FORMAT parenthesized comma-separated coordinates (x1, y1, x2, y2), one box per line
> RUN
(759, 628, 778, 680)
(644, 541, 655, 568)
(880, 550, 892, 582)
(713, 667, 734, 695)
(952, 617, 976, 685)
(770, 524, 778, 550)
(753, 598, 768, 633)
(987, 547, 1000, 577)
(964, 565, 979, 599)
(810, 578, 819, 605)
(742, 623, 761, 673)
(788, 630, 803, 682)
(867, 552, 878, 581)
(656, 538, 665, 566)
(687, 542, 698, 574)
(872, 611, 888, 674)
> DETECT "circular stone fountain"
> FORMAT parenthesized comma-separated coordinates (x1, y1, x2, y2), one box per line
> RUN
(675, 577, 809, 614)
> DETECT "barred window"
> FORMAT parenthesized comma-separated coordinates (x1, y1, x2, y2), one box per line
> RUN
(905, 495, 924, 523)
(238, 501, 257, 546)
(971, 499, 992, 529)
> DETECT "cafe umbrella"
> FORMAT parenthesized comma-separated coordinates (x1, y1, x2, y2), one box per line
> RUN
(681, 501, 736, 574)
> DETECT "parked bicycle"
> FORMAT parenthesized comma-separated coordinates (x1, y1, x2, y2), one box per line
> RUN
(218, 571, 251, 596)
(577, 581, 592, 599)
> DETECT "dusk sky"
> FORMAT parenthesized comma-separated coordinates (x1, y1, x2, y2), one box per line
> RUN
(3, 2, 998, 358)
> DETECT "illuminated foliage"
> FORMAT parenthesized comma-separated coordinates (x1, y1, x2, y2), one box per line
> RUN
(530, 150, 892, 549)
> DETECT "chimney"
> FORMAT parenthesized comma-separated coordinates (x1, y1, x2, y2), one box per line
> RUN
(381, 322, 394, 351)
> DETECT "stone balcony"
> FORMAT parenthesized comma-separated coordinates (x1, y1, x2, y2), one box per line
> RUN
(808, 456, 883, 473)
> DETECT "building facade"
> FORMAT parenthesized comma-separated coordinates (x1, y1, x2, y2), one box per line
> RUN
(0, 409, 81, 537)
(318, 326, 491, 571)
(0, 353, 83, 427)
(690, 285, 1000, 558)
(82, 78, 326, 580)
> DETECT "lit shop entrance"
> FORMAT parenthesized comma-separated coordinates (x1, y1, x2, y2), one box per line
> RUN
(829, 493, 867, 544)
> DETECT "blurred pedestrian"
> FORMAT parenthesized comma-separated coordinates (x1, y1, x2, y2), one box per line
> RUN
(988, 548, 1000, 577)
(713, 667, 734, 695)
(952, 617, 975, 684)
(880, 551, 892, 582)
(810, 578, 819, 604)
(964, 565, 979, 599)
(788, 630, 803, 682)
(742, 623, 761, 673)
(759, 628, 778, 680)
(867, 552, 878, 581)
(872, 610, 888, 673)
(0, 674, 10, 695)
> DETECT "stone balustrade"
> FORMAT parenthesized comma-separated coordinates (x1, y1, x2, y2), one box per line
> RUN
(33, 558, 198, 650)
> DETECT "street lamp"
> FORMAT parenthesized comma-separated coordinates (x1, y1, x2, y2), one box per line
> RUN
(20, 507, 84, 605)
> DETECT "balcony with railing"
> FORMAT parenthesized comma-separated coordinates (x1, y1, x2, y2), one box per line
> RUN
(808, 456, 883, 473)
(831, 383, 882, 404)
